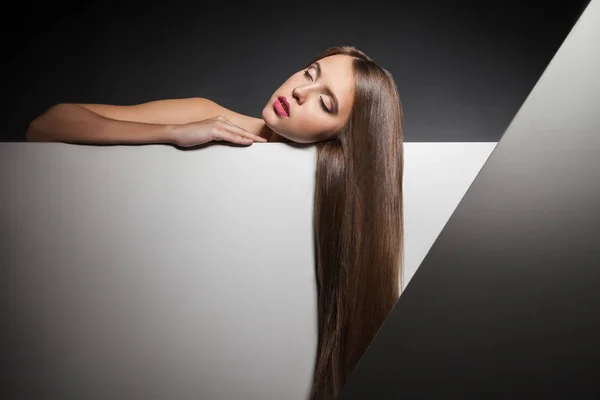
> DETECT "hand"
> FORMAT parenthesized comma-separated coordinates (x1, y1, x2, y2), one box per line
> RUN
(173, 115, 267, 147)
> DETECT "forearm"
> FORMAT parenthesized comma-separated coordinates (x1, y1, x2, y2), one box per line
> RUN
(26, 104, 178, 145)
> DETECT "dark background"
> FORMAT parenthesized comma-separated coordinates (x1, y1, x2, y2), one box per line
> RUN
(1, 0, 589, 143)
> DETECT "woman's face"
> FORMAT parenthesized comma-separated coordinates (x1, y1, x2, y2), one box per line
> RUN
(262, 54, 355, 144)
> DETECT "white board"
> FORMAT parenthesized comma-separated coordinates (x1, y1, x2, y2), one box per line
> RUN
(2, 141, 496, 399)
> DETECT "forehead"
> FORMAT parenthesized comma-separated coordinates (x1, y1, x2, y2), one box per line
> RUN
(314, 54, 355, 113)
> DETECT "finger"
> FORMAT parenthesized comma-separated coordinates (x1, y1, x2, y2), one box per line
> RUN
(223, 131, 254, 145)
(224, 123, 267, 143)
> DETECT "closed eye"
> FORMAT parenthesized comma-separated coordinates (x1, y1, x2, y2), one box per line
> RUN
(319, 96, 331, 113)
(304, 69, 313, 81)
(303, 68, 332, 113)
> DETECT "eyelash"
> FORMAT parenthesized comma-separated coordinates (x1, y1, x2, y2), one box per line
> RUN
(304, 68, 331, 114)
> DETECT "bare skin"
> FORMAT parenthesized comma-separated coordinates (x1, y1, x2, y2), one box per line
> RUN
(26, 55, 355, 147)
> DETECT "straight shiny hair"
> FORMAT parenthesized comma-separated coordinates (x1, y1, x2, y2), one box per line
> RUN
(307, 46, 405, 400)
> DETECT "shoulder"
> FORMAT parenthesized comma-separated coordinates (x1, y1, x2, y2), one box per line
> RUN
(195, 98, 260, 131)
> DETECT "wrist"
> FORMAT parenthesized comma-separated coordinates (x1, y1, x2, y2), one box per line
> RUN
(164, 124, 181, 145)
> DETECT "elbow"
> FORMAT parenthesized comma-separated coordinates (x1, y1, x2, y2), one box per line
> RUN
(26, 118, 42, 142)
(26, 103, 68, 142)
(26, 114, 48, 142)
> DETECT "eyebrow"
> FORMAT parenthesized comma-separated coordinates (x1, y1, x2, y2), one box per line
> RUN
(313, 61, 340, 114)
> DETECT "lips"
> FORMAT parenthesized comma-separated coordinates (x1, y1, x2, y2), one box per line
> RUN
(275, 96, 290, 117)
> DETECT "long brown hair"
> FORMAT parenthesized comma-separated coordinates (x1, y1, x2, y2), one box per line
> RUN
(308, 46, 404, 400)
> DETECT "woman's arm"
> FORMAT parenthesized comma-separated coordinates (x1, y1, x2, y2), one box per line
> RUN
(25, 98, 225, 145)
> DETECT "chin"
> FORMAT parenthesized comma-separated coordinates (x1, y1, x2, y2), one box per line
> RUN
(262, 106, 313, 144)
(261, 106, 277, 128)
(260, 108, 286, 139)
(261, 106, 271, 123)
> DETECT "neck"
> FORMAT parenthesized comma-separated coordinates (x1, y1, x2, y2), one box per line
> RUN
(243, 116, 292, 144)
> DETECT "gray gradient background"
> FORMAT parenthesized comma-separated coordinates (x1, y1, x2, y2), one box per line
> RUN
(341, 0, 600, 398)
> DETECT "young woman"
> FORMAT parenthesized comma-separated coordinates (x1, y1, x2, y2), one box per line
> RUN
(27, 45, 405, 400)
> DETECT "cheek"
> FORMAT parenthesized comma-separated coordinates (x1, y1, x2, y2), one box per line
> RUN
(290, 112, 334, 137)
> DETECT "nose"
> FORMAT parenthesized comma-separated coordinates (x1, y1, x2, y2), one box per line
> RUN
(292, 86, 311, 105)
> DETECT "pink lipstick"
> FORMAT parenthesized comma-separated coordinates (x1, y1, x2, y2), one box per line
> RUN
(274, 96, 290, 117)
